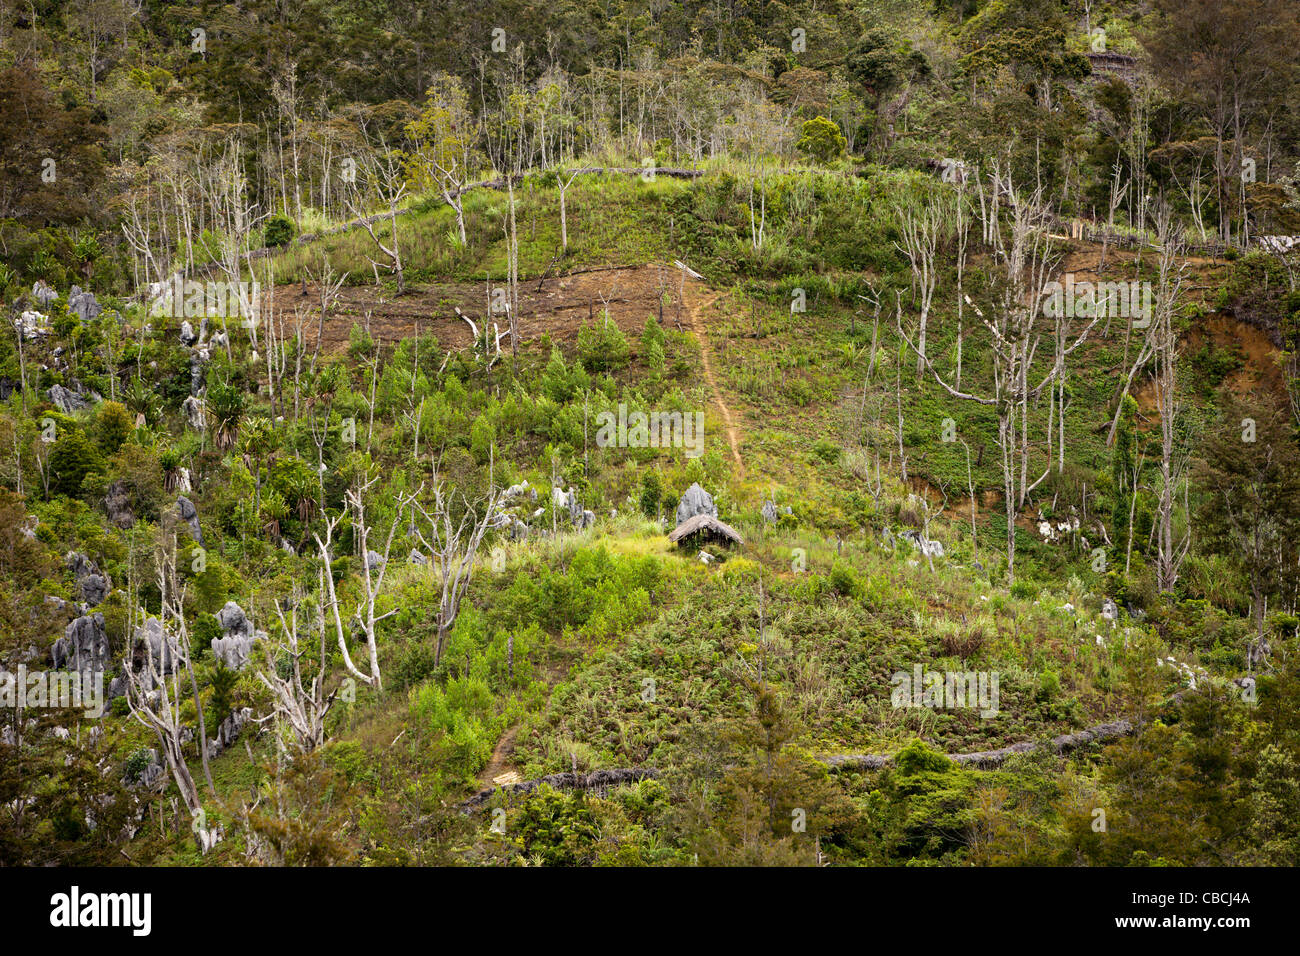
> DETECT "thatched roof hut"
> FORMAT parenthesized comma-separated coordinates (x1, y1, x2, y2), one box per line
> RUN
(668, 513, 744, 547)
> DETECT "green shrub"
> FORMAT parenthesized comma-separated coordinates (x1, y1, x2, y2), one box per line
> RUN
(264, 214, 296, 248)
(828, 561, 859, 598)
(192, 614, 222, 655)
(577, 320, 630, 373)
(795, 116, 847, 165)
(47, 429, 103, 498)
(94, 401, 132, 454)
(513, 785, 601, 866)
(812, 437, 840, 462)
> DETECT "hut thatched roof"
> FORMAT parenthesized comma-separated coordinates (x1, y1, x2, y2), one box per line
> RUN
(668, 513, 744, 546)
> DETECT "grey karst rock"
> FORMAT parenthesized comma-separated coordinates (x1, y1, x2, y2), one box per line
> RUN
(0, 376, 20, 400)
(899, 529, 944, 558)
(78, 570, 108, 607)
(15, 311, 48, 340)
(45, 594, 68, 614)
(213, 601, 271, 671)
(1248, 635, 1271, 671)
(52, 613, 110, 673)
(365, 549, 386, 570)
(675, 483, 718, 527)
(408, 549, 427, 565)
(107, 674, 128, 701)
(550, 485, 590, 526)
(211, 632, 257, 671)
(579, 509, 596, 529)
(66, 552, 109, 607)
(32, 279, 58, 308)
(216, 600, 254, 639)
(129, 749, 167, 789)
(1101, 598, 1119, 622)
(67, 287, 101, 323)
(210, 330, 228, 349)
(510, 517, 529, 540)
(47, 383, 92, 414)
(176, 467, 192, 493)
(176, 495, 202, 544)
(135, 617, 183, 675)
(762, 500, 778, 523)
(501, 480, 537, 504)
(208, 707, 254, 755)
(180, 320, 198, 346)
(552, 485, 576, 514)
(280, 538, 295, 555)
(189, 348, 208, 394)
(103, 481, 135, 529)
(182, 394, 206, 430)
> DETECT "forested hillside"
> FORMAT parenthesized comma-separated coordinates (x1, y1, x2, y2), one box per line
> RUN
(2, 0, 1300, 872)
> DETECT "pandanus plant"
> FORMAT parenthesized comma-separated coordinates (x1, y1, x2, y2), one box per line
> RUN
(206, 380, 246, 451)
(160, 447, 183, 492)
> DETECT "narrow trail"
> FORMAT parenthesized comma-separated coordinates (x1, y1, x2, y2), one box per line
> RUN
(478, 725, 520, 788)
(683, 286, 745, 477)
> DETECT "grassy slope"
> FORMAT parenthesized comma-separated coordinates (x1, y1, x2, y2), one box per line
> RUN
(69, 167, 1258, 864)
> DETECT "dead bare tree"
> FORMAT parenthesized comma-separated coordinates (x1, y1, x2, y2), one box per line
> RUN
(1151, 203, 1191, 593)
(748, 176, 767, 252)
(918, 490, 948, 574)
(954, 174, 970, 391)
(408, 466, 502, 666)
(894, 188, 947, 380)
(900, 171, 1098, 582)
(958, 437, 979, 563)
(315, 474, 411, 692)
(196, 135, 267, 355)
(506, 177, 520, 356)
(1105, 305, 1159, 447)
(557, 167, 580, 252)
(257, 580, 339, 753)
(124, 535, 219, 853)
(345, 143, 408, 294)
(303, 256, 348, 379)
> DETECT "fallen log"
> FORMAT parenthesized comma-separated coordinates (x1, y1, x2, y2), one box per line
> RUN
(457, 718, 1136, 813)
(457, 718, 1137, 814)
(457, 689, 1218, 811)
(459, 767, 659, 813)
(822, 719, 1135, 772)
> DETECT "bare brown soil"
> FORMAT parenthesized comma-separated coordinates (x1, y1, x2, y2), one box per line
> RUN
(266, 264, 697, 354)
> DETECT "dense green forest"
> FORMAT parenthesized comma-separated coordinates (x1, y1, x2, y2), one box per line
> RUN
(2, 0, 1300, 870)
